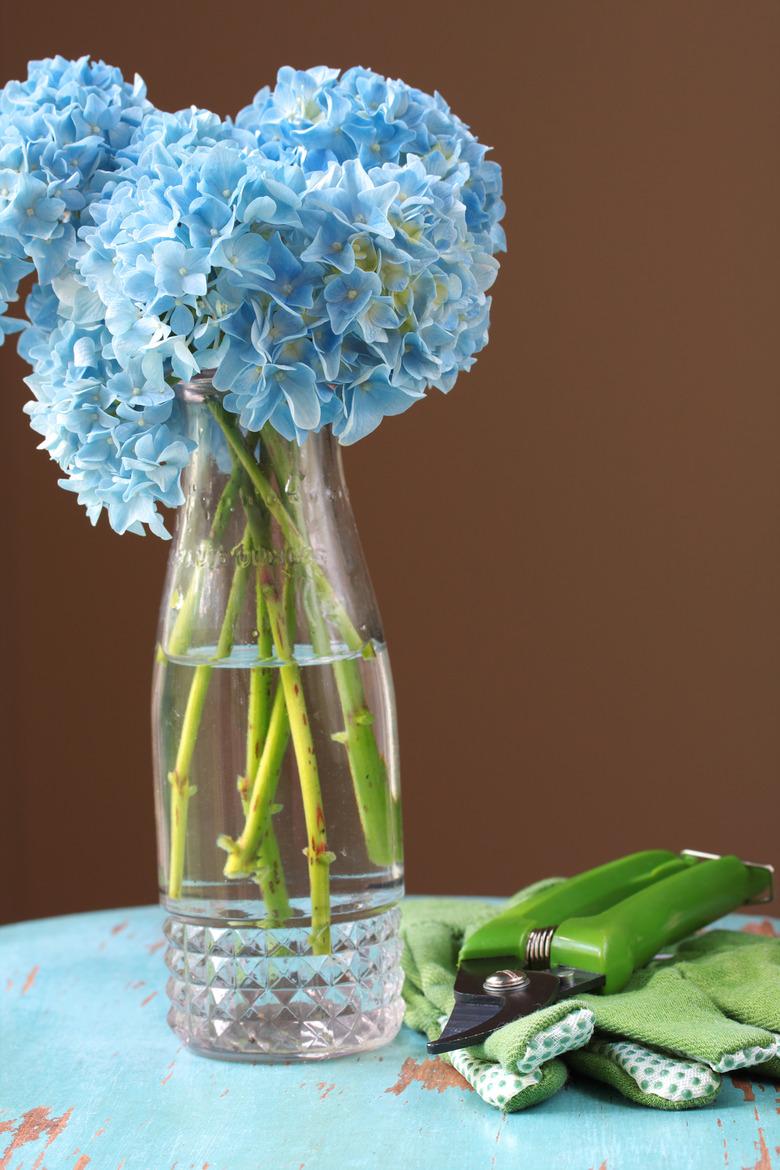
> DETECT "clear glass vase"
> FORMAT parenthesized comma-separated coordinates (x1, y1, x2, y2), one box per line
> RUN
(152, 380, 404, 1061)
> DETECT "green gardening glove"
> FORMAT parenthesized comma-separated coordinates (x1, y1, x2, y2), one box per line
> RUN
(401, 894, 780, 1114)
(400, 889, 596, 1111)
(567, 929, 780, 1109)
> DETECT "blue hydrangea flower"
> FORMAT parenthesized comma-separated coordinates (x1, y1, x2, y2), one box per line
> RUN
(121, 423, 195, 499)
(335, 365, 423, 444)
(0, 56, 152, 323)
(324, 267, 382, 334)
(153, 241, 211, 298)
(3, 59, 505, 536)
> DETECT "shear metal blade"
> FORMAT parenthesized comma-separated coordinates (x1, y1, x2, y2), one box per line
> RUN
(428, 998, 522, 1055)
(428, 963, 605, 1055)
(428, 966, 563, 1055)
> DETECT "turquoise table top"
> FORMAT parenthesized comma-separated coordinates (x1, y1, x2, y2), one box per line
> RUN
(1, 907, 778, 1170)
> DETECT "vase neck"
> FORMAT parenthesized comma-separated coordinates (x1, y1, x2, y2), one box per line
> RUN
(175, 391, 345, 538)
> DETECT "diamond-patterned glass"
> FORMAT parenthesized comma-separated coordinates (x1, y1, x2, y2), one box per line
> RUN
(163, 908, 403, 1060)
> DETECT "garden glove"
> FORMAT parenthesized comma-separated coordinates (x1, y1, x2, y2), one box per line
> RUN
(566, 928, 780, 1109)
(401, 893, 780, 1113)
(400, 887, 596, 1111)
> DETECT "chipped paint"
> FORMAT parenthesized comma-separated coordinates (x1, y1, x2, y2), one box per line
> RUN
(146, 940, 165, 955)
(716, 1117, 729, 1165)
(2, 904, 778, 1169)
(750, 1127, 773, 1170)
(111, 921, 128, 936)
(741, 919, 780, 939)
(733, 1076, 757, 1103)
(746, 1105, 775, 1170)
(140, 991, 157, 1007)
(0, 1106, 73, 1169)
(73, 1155, 91, 1169)
(385, 1056, 472, 1096)
(21, 965, 39, 995)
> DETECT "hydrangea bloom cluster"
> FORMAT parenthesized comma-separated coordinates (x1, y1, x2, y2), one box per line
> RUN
(1, 61, 505, 537)
(0, 56, 150, 332)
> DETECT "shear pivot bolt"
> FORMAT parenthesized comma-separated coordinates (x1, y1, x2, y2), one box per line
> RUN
(483, 969, 530, 993)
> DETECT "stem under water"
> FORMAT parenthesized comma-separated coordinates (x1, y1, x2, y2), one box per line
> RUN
(168, 530, 250, 900)
(223, 683, 290, 878)
(234, 538, 292, 923)
(331, 658, 396, 865)
(264, 585, 333, 954)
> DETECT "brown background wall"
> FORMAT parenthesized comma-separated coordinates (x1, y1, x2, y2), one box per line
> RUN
(1, 2, 778, 924)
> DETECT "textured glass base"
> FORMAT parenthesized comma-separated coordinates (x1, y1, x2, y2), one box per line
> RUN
(164, 907, 404, 1061)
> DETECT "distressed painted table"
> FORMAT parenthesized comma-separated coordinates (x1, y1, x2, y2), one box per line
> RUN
(1, 908, 778, 1170)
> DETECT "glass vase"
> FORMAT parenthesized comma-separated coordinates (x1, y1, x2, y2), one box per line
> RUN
(152, 380, 404, 1061)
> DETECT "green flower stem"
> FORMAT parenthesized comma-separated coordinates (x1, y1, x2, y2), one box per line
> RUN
(331, 658, 396, 865)
(211, 459, 245, 538)
(168, 527, 250, 900)
(208, 400, 367, 656)
(244, 575, 273, 787)
(242, 498, 274, 794)
(238, 535, 292, 924)
(205, 485, 295, 924)
(264, 585, 332, 954)
(224, 684, 290, 877)
(258, 424, 294, 490)
(261, 429, 398, 868)
(233, 491, 299, 925)
(168, 665, 210, 900)
(252, 829, 290, 928)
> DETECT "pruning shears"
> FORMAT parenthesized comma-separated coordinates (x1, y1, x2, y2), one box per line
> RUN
(428, 849, 774, 1055)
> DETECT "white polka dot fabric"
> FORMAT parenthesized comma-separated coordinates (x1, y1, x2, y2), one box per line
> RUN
(711, 1034, 780, 1072)
(448, 1048, 542, 1108)
(514, 1007, 594, 1073)
(588, 1038, 719, 1102)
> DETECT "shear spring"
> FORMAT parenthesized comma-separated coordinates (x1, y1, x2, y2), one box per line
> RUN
(525, 924, 556, 967)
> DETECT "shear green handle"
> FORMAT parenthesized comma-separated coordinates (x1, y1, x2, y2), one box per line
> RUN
(460, 849, 689, 963)
(552, 855, 770, 993)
